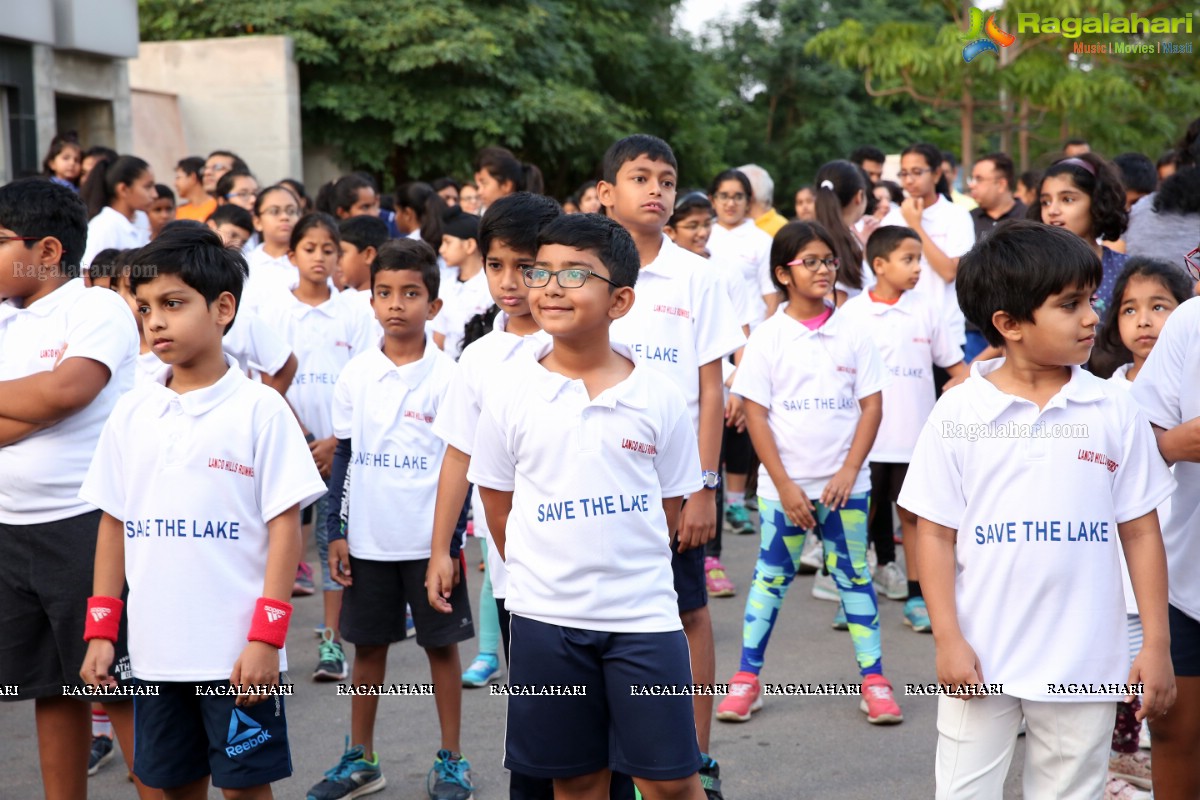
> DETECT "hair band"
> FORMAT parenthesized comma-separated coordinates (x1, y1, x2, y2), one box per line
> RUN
(819, 180, 835, 190)
(1056, 157, 1097, 177)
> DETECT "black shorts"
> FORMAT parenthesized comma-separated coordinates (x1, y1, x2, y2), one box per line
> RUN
(0, 510, 133, 701)
(1169, 604, 1200, 677)
(132, 681, 291, 790)
(339, 555, 473, 648)
(869, 462, 909, 507)
(671, 542, 707, 613)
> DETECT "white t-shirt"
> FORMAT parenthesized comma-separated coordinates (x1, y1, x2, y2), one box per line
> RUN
(881, 197, 975, 345)
(610, 235, 745, 434)
(468, 342, 701, 632)
(708, 218, 773, 325)
(432, 313, 550, 598)
(433, 270, 493, 360)
(1130, 296, 1200, 622)
(0, 280, 137, 523)
(732, 305, 889, 501)
(838, 291, 963, 463)
(900, 358, 1175, 701)
(258, 292, 375, 440)
(78, 357, 327, 681)
(81, 207, 150, 275)
(240, 245, 298, 315)
(331, 336, 456, 560)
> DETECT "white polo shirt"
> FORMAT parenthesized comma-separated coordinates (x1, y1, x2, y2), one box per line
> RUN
(732, 305, 888, 500)
(708, 218, 772, 325)
(240, 246, 297, 315)
(0, 280, 137, 523)
(468, 342, 701, 633)
(258, 293, 375, 440)
(881, 197, 975, 345)
(838, 291, 963, 463)
(433, 270, 493, 359)
(610, 235, 745, 434)
(1131, 296, 1200, 622)
(81, 207, 150, 275)
(78, 357, 327, 681)
(900, 359, 1175, 701)
(331, 336, 456, 560)
(432, 313, 551, 599)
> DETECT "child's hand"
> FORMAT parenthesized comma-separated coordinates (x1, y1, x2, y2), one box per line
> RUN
(724, 394, 746, 432)
(230, 641, 279, 707)
(677, 493, 716, 550)
(328, 539, 352, 587)
(425, 552, 460, 614)
(857, 215, 880, 243)
(936, 636, 985, 698)
(1129, 643, 1176, 721)
(820, 466, 858, 510)
(901, 196, 925, 229)
(80, 639, 117, 688)
(310, 436, 336, 478)
(779, 482, 816, 530)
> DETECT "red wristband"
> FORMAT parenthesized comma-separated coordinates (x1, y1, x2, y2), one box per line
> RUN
(247, 597, 293, 648)
(84, 596, 124, 642)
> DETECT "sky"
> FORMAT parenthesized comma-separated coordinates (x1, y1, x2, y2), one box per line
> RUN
(675, 0, 752, 37)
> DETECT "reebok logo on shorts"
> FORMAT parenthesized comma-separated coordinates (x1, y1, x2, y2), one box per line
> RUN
(90, 608, 111, 622)
(264, 605, 288, 623)
(225, 708, 271, 757)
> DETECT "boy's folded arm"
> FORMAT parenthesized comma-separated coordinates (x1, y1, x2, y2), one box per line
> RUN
(1151, 420, 1200, 465)
(0, 358, 111, 423)
(0, 416, 48, 446)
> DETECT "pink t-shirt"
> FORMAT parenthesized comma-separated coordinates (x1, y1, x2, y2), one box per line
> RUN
(799, 306, 833, 331)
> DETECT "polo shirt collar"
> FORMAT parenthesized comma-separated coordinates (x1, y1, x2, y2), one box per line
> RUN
(367, 334, 440, 389)
(492, 313, 548, 359)
(778, 302, 840, 339)
(966, 357, 1107, 422)
(150, 354, 245, 416)
(641, 234, 684, 279)
(865, 291, 916, 316)
(531, 341, 649, 409)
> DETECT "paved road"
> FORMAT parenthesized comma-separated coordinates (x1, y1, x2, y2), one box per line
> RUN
(2, 522, 1025, 798)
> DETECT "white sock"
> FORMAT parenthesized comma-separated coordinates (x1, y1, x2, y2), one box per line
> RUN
(92, 710, 112, 738)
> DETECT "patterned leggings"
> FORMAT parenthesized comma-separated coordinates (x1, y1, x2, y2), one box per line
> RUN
(739, 493, 882, 677)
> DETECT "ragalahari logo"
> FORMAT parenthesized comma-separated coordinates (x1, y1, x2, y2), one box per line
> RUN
(961, 7, 1016, 62)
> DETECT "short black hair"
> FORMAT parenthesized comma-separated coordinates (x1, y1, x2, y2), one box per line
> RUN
(866, 225, 921, 269)
(536, 213, 639, 289)
(176, 156, 205, 178)
(84, 146, 118, 163)
(1113, 152, 1158, 196)
(127, 224, 249, 333)
(479, 192, 562, 259)
(371, 238, 440, 299)
(154, 184, 176, 205)
(289, 212, 341, 251)
(1018, 170, 1042, 192)
(850, 146, 886, 165)
(0, 178, 89, 276)
(339, 214, 389, 252)
(1064, 138, 1089, 149)
(1100, 256, 1195, 354)
(207, 204, 253, 232)
(668, 190, 714, 227)
(941, 150, 959, 170)
(215, 169, 254, 200)
(86, 248, 124, 282)
(601, 134, 677, 184)
(957, 220, 1103, 348)
(207, 150, 249, 173)
(976, 152, 1015, 193)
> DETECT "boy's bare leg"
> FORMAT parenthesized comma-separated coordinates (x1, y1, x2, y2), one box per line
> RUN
(107, 699, 164, 799)
(35, 696, 89, 800)
(1150, 676, 1200, 800)
(221, 785, 274, 800)
(426, 643, 463, 752)
(350, 644, 388, 756)
(680, 606, 715, 753)
(163, 776, 208, 800)
(634, 775, 706, 800)
(555, 769, 611, 800)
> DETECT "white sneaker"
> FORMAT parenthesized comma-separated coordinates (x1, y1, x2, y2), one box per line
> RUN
(873, 562, 908, 601)
(799, 535, 823, 574)
(812, 571, 840, 602)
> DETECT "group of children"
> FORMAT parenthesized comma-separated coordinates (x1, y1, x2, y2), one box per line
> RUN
(2, 128, 1199, 800)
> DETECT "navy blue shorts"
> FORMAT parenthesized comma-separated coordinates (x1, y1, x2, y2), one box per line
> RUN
(505, 615, 701, 781)
(1169, 604, 1200, 677)
(132, 681, 291, 790)
(671, 540, 707, 613)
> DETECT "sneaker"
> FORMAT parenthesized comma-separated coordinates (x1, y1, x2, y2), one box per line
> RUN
(798, 534, 823, 574)
(811, 571, 839, 602)
(873, 561, 907, 601)
(903, 597, 932, 633)
(313, 629, 348, 681)
(716, 671, 762, 722)
(725, 503, 754, 535)
(832, 603, 849, 630)
(705, 557, 736, 597)
(1105, 777, 1152, 800)
(698, 754, 725, 800)
(860, 674, 903, 724)
(293, 562, 315, 597)
(428, 749, 474, 800)
(1108, 751, 1152, 790)
(88, 734, 114, 777)
(307, 739, 385, 800)
(462, 653, 501, 687)
(1139, 719, 1151, 749)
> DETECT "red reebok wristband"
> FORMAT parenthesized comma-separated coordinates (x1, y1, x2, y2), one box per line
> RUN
(247, 597, 293, 649)
(84, 596, 123, 642)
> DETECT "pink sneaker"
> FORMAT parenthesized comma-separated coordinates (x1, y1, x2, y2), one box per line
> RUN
(1108, 751, 1152, 790)
(705, 557, 736, 597)
(292, 562, 315, 597)
(860, 674, 903, 724)
(716, 672, 762, 722)
(1105, 777, 1151, 800)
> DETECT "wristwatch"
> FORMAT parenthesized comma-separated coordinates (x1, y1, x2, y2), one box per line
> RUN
(701, 470, 721, 490)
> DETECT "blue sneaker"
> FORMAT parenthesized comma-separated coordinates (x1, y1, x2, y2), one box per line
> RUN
(904, 597, 932, 633)
(699, 753, 725, 800)
(428, 749, 474, 800)
(307, 738, 386, 800)
(461, 652, 501, 687)
(832, 603, 849, 631)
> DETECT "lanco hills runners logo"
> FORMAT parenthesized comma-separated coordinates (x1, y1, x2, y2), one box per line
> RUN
(961, 7, 1016, 63)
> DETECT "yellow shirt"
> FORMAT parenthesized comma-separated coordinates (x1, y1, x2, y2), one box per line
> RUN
(755, 208, 788, 238)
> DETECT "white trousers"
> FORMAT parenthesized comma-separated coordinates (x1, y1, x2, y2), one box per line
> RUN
(935, 695, 1114, 799)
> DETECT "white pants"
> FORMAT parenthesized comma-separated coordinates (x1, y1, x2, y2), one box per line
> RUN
(935, 695, 1114, 799)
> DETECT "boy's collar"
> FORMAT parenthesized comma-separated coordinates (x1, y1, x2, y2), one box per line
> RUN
(530, 340, 648, 409)
(966, 358, 1106, 422)
(150, 354, 243, 415)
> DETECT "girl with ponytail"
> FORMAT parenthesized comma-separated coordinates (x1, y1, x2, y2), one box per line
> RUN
(472, 146, 544, 210)
(79, 155, 157, 274)
(812, 160, 870, 302)
(393, 181, 447, 251)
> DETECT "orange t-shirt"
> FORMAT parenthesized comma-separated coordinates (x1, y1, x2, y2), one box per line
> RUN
(175, 197, 218, 222)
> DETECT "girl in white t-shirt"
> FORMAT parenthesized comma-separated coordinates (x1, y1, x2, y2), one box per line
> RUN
(242, 185, 303, 313)
(79, 155, 157, 274)
(716, 221, 903, 726)
(813, 160, 875, 304)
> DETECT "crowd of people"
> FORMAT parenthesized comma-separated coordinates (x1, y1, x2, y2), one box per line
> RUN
(2, 116, 1199, 800)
